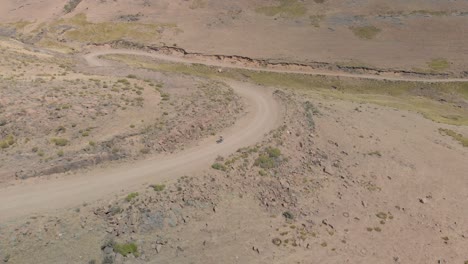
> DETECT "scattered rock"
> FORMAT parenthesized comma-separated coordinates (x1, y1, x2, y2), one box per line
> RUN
(156, 245, 162, 254)
(323, 164, 334, 175)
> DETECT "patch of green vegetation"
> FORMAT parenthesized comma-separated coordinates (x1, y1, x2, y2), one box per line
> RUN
(266, 147, 281, 158)
(57, 150, 64, 157)
(304, 101, 319, 128)
(410, 10, 448, 17)
(439, 128, 468, 147)
(64, 0, 82, 13)
(350, 26, 381, 40)
(0, 134, 15, 149)
(51, 138, 69, 146)
(55, 14, 177, 43)
(151, 184, 166, 192)
(125, 192, 139, 202)
(427, 58, 450, 72)
(256, 0, 307, 18)
(113, 242, 138, 257)
(211, 163, 227, 171)
(254, 147, 281, 169)
(104, 53, 468, 126)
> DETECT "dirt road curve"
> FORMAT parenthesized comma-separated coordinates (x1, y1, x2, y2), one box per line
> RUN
(0, 50, 282, 223)
(84, 48, 468, 83)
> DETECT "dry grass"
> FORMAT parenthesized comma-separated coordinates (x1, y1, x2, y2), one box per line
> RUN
(256, 0, 307, 18)
(350, 26, 381, 40)
(104, 53, 468, 126)
(439, 128, 468, 147)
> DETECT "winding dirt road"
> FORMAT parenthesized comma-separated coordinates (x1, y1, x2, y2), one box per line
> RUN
(84, 48, 468, 83)
(0, 50, 282, 223)
(1, 47, 467, 223)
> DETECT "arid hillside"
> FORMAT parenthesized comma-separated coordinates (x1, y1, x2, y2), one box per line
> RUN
(1, 0, 468, 74)
(0, 1, 468, 264)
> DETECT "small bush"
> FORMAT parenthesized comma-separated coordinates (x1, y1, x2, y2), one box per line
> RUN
(57, 150, 64, 157)
(125, 192, 139, 202)
(211, 163, 227, 171)
(51, 138, 69, 146)
(254, 155, 275, 169)
(266, 147, 281, 158)
(64, 0, 82, 13)
(126, 74, 137, 79)
(350, 26, 381, 40)
(151, 184, 166, 192)
(283, 211, 294, 220)
(89, 141, 96, 147)
(0, 134, 15, 149)
(161, 93, 170, 101)
(113, 242, 138, 257)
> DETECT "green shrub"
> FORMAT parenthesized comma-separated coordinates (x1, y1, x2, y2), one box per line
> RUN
(126, 74, 137, 79)
(125, 192, 139, 202)
(211, 163, 227, 171)
(51, 138, 69, 146)
(0, 135, 15, 149)
(57, 150, 64, 157)
(113, 242, 138, 257)
(161, 93, 170, 101)
(254, 154, 275, 169)
(151, 184, 166, 192)
(283, 211, 294, 219)
(266, 147, 281, 158)
(64, 0, 82, 13)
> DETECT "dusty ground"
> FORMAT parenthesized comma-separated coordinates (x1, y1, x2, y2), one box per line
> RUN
(1, 77, 467, 263)
(0, 39, 244, 183)
(1, 0, 467, 74)
(1, 1, 468, 264)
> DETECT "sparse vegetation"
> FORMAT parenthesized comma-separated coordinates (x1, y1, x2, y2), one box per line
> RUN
(254, 147, 281, 169)
(211, 163, 227, 171)
(113, 242, 138, 257)
(256, 0, 307, 18)
(151, 184, 166, 192)
(58, 14, 179, 44)
(51, 138, 69, 146)
(0, 135, 15, 149)
(282, 211, 294, 219)
(125, 192, 139, 202)
(439, 128, 468, 147)
(428, 58, 450, 72)
(64, 0, 82, 13)
(350, 26, 381, 40)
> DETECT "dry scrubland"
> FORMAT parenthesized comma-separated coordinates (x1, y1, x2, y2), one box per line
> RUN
(0, 0, 468, 263)
(0, 40, 243, 182)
